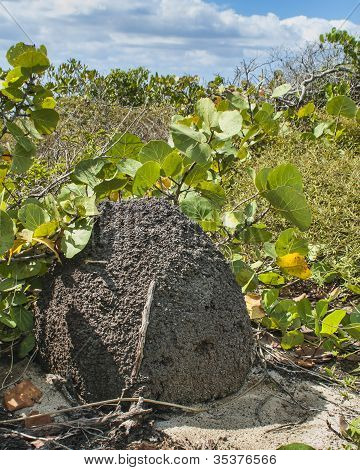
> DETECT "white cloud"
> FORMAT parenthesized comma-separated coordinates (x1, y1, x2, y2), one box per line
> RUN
(0, 0, 358, 78)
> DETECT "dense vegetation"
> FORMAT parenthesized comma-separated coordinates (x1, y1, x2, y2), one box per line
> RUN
(0, 30, 359, 383)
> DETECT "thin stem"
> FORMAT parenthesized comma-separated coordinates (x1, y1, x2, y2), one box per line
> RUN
(232, 192, 258, 211)
(174, 162, 196, 204)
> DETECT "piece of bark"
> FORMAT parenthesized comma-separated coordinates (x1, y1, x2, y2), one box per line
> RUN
(25, 410, 53, 428)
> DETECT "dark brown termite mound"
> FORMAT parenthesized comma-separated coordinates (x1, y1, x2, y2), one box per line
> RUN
(34, 198, 254, 404)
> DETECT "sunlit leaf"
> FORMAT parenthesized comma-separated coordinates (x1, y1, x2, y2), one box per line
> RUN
(245, 294, 265, 319)
(18, 203, 50, 231)
(271, 83, 291, 98)
(277, 252, 311, 280)
(320, 309, 346, 336)
(258, 272, 285, 286)
(139, 140, 172, 163)
(218, 110, 243, 136)
(326, 95, 357, 119)
(132, 161, 161, 196)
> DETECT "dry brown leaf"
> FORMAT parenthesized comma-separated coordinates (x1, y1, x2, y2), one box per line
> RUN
(245, 294, 266, 320)
(294, 358, 315, 369)
(25, 410, 53, 428)
(339, 415, 347, 436)
(31, 440, 46, 449)
(3, 380, 42, 411)
(295, 344, 320, 357)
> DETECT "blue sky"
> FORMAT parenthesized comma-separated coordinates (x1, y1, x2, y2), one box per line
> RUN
(0, 0, 359, 80)
(217, 1, 360, 21)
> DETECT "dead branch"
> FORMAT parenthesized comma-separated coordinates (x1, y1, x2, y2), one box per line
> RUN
(131, 280, 156, 382)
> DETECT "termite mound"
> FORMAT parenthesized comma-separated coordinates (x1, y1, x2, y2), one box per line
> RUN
(35, 198, 254, 403)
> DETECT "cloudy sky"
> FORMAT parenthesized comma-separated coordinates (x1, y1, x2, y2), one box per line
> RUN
(0, 0, 359, 79)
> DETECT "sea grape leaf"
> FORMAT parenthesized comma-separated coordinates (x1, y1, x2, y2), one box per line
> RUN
(275, 228, 309, 257)
(326, 95, 357, 119)
(277, 252, 311, 280)
(0, 210, 15, 255)
(139, 140, 172, 163)
(60, 219, 94, 259)
(218, 110, 242, 136)
(132, 161, 161, 196)
(18, 204, 50, 231)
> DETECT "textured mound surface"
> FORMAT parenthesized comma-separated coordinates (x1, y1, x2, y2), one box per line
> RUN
(35, 198, 254, 404)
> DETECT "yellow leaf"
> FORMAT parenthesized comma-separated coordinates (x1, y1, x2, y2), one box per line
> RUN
(33, 221, 58, 238)
(245, 294, 266, 320)
(108, 191, 120, 202)
(1, 154, 12, 163)
(32, 237, 61, 262)
(156, 177, 172, 190)
(277, 252, 311, 280)
(9, 239, 24, 259)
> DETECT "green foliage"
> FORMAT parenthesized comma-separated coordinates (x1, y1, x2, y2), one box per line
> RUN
(277, 443, 315, 450)
(321, 28, 360, 71)
(0, 35, 358, 361)
(346, 417, 360, 448)
(45, 59, 224, 113)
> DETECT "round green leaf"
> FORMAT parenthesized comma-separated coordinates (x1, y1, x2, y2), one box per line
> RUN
(297, 102, 315, 118)
(232, 258, 258, 292)
(171, 123, 206, 154)
(186, 142, 212, 164)
(10, 306, 33, 332)
(30, 109, 59, 135)
(271, 83, 292, 98)
(94, 178, 128, 198)
(218, 110, 243, 136)
(6, 122, 36, 153)
(117, 159, 142, 177)
(139, 140, 172, 163)
(275, 228, 309, 256)
(263, 187, 311, 231)
(13, 50, 49, 72)
(196, 181, 226, 208)
(132, 161, 161, 196)
(161, 150, 183, 177)
(73, 158, 105, 187)
(6, 43, 32, 66)
(18, 203, 50, 231)
(11, 143, 34, 174)
(195, 98, 218, 128)
(242, 226, 272, 244)
(180, 194, 214, 221)
(18, 333, 36, 358)
(1, 86, 24, 102)
(106, 133, 143, 159)
(320, 309, 346, 336)
(326, 95, 357, 119)
(267, 164, 303, 191)
(61, 219, 94, 259)
(0, 210, 15, 256)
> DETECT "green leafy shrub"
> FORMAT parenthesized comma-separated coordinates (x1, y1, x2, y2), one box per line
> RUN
(0, 39, 359, 359)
